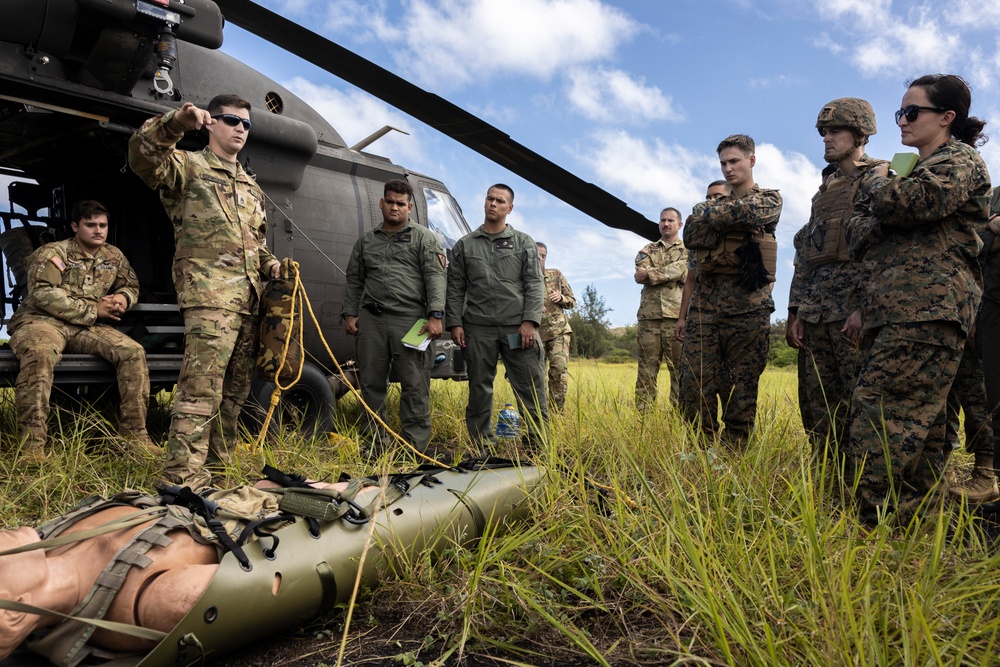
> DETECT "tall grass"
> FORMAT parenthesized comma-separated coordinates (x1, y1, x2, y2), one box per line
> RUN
(3, 362, 1000, 666)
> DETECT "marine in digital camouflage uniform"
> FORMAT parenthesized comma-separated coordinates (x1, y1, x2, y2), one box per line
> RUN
(786, 98, 882, 461)
(634, 208, 687, 411)
(536, 242, 576, 412)
(845, 74, 991, 526)
(129, 95, 281, 488)
(7, 200, 154, 461)
(681, 135, 781, 448)
(343, 180, 447, 454)
(446, 184, 548, 451)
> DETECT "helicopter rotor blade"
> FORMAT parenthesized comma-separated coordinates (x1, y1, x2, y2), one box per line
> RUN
(213, 0, 658, 241)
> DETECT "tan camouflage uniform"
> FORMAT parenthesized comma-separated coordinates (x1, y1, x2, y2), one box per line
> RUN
(846, 138, 990, 526)
(8, 238, 148, 455)
(129, 109, 280, 488)
(539, 267, 575, 411)
(680, 185, 782, 446)
(634, 238, 686, 410)
(789, 157, 880, 457)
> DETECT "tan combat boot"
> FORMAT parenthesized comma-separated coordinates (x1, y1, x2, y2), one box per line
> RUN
(125, 431, 164, 457)
(949, 453, 1000, 504)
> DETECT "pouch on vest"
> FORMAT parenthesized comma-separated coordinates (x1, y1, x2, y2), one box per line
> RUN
(257, 260, 302, 384)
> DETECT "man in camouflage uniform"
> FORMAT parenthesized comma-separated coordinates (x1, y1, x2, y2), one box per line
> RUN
(446, 184, 548, 451)
(129, 95, 281, 488)
(948, 186, 1000, 502)
(786, 98, 881, 460)
(343, 180, 447, 454)
(680, 135, 782, 448)
(536, 242, 576, 412)
(675, 181, 729, 345)
(8, 200, 156, 461)
(634, 208, 687, 411)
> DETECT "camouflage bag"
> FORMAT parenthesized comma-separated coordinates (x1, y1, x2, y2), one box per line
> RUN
(257, 259, 302, 384)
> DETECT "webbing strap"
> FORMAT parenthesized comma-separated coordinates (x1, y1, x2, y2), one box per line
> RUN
(0, 508, 168, 558)
(0, 598, 166, 643)
(26, 513, 186, 667)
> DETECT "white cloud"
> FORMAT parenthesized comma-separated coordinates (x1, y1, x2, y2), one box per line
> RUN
(574, 130, 819, 250)
(565, 67, 683, 124)
(348, 0, 638, 88)
(282, 77, 424, 162)
(812, 0, 1000, 89)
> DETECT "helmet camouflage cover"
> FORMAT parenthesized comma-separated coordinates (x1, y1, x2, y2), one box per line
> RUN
(816, 97, 877, 136)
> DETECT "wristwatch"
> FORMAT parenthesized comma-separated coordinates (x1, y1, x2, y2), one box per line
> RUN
(428, 311, 444, 319)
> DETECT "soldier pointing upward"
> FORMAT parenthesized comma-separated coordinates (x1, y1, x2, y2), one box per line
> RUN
(129, 95, 283, 489)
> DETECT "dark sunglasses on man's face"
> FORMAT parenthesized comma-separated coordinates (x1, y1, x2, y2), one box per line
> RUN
(212, 114, 252, 130)
(894, 105, 946, 124)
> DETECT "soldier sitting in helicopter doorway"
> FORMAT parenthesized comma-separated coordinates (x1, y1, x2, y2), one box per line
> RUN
(8, 200, 159, 463)
(129, 95, 283, 490)
(342, 179, 447, 456)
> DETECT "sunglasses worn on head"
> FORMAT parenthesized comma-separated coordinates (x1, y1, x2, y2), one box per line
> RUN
(894, 105, 946, 124)
(212, 114, 252, 130)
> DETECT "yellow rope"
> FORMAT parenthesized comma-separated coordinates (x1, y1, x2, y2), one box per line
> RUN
(253, 260, 448, 468)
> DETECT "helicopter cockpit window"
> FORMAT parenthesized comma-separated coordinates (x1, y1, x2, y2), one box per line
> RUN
(423, 188, 469, 260)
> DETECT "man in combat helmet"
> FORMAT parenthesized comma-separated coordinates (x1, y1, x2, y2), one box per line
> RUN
(786, 98, 881, 461)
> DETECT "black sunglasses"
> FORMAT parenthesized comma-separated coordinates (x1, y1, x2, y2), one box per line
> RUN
(894, 105, 946, 124)
(211, 114, 252, 130)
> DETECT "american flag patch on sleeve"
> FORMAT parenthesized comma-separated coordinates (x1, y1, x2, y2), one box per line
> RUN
(49, 255, 66, 271)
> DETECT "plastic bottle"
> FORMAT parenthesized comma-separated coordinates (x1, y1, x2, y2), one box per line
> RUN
(495, 403, 521, 439)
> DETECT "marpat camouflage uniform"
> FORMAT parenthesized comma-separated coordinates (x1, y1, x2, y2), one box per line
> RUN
(680, 185, 782, 446)
(788, 158, 881, 456)
(8, 238, 149, 455)
(343, 221, 446, 453)
(129, 109, 280, 488)
(446, 224, 548, 448)
(539, 267, 575, 411)
(846, 138, 990, 526)
(634, 237, 686, 410)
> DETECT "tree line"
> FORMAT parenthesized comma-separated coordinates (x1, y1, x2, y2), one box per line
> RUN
(567, 283, 797, 368)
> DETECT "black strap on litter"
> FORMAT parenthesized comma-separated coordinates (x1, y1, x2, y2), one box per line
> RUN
(158, 485, 251, 570)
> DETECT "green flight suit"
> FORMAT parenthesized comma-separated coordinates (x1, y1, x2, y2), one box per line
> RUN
(446, 224, 548, 448)
(343, 221, 446, 453)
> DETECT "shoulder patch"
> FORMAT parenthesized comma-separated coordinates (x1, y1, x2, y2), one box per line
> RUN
(635, 251, 649, 263)
(49, 255, 66, 272)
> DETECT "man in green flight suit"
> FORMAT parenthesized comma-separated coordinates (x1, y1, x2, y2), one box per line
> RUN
(446, 184, 548, 451)
(8, 200, 156, 461)
(343, 179, 447, 455)
(129, 94, 282, 488)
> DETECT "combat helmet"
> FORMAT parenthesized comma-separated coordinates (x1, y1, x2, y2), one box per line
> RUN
(816, 97, 877, 136)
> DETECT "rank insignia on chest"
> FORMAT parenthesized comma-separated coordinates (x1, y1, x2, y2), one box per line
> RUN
(49, 255, 66, 272)
(495, 238, 515, 250)
(237, 194, 246, 207)
(393, 231, 413, 243)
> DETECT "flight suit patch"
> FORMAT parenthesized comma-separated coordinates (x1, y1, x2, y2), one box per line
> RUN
(495, 238, 514, 250)
(393, 231, 413, 243)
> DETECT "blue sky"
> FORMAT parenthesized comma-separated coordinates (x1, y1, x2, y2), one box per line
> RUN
(222, 0, 1000, 326)
(16, 0, 1000, 329)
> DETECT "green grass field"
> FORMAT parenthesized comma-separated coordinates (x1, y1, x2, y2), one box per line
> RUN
(3, 362, 1000, 666)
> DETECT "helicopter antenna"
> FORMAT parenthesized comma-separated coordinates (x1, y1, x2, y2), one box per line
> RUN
(348, 126, 410, 153)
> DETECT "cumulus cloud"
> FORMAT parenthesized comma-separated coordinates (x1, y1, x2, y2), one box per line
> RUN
(565, 67, 683, 124)
(813, 0, 1000, 89)
(305, 0, 638, 88)
(283, 77, 424, 162)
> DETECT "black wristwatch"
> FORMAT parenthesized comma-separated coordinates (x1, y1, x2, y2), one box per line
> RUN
(428, 311, 444, 319)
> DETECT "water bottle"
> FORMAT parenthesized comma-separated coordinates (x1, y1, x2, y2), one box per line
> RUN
(496, 403, 521, 439)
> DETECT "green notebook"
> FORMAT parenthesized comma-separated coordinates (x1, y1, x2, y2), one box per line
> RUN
(890, 152, 919, 177)
(402, 318, 431, 351)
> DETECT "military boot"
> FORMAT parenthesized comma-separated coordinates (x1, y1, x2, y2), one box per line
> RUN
(125, 431, 164, 457)
(949, 453, 1000, 503)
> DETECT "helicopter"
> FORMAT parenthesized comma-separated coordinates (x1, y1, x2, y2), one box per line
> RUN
(0, 0, 656, 434)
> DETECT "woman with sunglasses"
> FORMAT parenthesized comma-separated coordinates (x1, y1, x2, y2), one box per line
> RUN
(846, 74, 991, 527)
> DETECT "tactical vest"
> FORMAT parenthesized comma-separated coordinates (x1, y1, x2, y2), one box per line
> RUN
(697, 229, 777, 282)
(799, 162, 874, 267)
